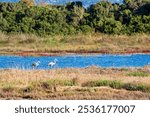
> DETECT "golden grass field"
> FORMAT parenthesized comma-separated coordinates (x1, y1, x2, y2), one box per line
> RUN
(0, 32, 150, 55)
(0, 66, 150, 100)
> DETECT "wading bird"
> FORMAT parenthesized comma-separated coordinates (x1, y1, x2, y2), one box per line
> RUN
(32, 61, 40, 68)
(48, 59, 58, 67)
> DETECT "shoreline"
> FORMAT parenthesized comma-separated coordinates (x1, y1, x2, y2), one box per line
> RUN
(0, 50, 150, 56)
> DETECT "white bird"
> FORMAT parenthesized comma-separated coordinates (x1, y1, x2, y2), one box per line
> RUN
(48, 59, 58, 67)
(32, 61, 40, 68)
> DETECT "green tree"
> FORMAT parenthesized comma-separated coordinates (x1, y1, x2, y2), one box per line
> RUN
(123, 0, 150, 10)
(135, 3, 150, 15)
(66, 1, 85, 27)
(103, 18, 122, 34)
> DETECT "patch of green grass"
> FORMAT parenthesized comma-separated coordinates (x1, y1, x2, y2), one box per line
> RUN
(127, 72, 149, 77)
(40, 79, 77, 89)
(109, 80, 123, 89)
(83, 80, 123, 89)
(63, 80, 75, 86)
(43, 38, 59, 46)
(2, 84, 15, 92)
(83, 79, 150, 92)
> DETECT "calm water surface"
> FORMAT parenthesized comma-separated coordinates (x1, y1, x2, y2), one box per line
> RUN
(0, 54, 150, 69)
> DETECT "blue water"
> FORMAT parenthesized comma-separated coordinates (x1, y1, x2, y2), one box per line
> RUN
(0, 54, 150, 69)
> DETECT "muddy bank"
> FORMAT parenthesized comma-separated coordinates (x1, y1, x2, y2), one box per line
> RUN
(1, 49, 150, 56)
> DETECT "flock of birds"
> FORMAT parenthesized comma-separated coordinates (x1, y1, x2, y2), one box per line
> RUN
(31, 59, 58, 68)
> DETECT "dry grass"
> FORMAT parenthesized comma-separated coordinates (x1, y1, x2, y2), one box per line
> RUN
(0, 32, 150, 54)
(0, 67, 150, 100)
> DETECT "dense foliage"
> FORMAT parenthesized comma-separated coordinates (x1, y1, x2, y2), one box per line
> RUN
(0, 0, 150, 35)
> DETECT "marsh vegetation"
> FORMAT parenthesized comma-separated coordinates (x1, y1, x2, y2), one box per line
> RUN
(0, 66, 150, 99)
(0, 32, 150, 55)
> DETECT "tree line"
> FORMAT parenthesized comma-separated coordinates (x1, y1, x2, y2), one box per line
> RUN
(0, 0, 150, 36)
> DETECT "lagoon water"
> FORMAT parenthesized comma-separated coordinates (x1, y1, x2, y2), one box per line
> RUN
(0, 54, 150, 69)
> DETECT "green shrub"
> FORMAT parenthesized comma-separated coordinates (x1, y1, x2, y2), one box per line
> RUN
(127, 72, 149, 77)
(137, 84, 150, 92)
(122, 83, 138, 91)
